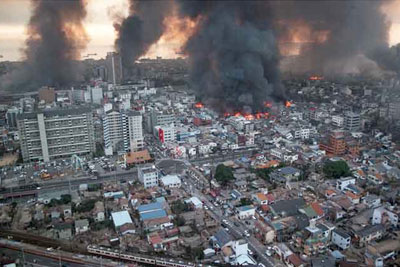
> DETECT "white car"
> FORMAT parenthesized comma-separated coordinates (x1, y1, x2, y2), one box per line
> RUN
(265, 250, 273, 256)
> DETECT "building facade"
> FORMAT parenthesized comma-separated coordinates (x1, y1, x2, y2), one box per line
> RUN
(103, 110, 143, 154)
(18, 107, 95, 162)
(106, 52, 123, 85)
(138, 166, 159, 188)
(344, 111, 360, 131)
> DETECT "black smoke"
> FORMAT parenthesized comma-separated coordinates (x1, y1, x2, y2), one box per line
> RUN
(176, 1, 283, 113)
(114, 0, 173, 69)
(275, 1, 391, 76)
(0, 0, 88, 92)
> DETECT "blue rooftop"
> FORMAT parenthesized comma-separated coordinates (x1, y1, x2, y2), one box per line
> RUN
(140, 209, 167, 221)
(138, 202, 163, 213)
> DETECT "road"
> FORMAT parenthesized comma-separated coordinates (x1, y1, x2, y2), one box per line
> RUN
(181, 173, 277, 267)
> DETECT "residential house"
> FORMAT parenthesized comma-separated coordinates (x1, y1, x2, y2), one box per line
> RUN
(362, 194, 381, 208)
(331, 229, 351, 250)
(254, 219, 275, 244)
(336, 177, 356, 191)
(236, 205, 256, 220)
(111, 210, 135, 235)
(75, 219, 89, 234)
(269, 199, 305, 218)
(372, 207, 399, 227)
(53, 222, 73, 240)
(353, 224, 385, 247)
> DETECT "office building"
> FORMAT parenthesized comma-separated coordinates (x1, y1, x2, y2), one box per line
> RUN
(344, 111, 360, 131)
(90, 86, 103, 105)
(103, 110, 143, 154)
(154, 125, 175, 144)
(319, 130, 346, 156)
(146, 109, 175, 134)
(17, 107, 95, 162)
(138, 165, 159, 188)
(106, 52, 123, 85)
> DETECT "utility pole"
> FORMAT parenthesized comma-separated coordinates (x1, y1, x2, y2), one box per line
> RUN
(21, 247, 25, 266)
(58, 247, 62, 267)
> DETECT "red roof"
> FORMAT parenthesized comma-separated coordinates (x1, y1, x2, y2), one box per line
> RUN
(310, 202, 324, 217)
(287, 253, 303, 267)
(266, 194, 275, 202)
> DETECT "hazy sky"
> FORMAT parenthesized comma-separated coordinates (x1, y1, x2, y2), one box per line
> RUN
(1, 0, 400, 61)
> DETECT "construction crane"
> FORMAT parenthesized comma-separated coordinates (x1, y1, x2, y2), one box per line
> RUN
(83, 53, 97, 58)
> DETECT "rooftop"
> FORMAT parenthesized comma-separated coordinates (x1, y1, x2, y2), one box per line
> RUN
(111, 211, 133, 228)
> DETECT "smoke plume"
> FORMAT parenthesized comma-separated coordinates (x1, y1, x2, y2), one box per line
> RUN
(275, 1, 391, 76)
(114, 0, 173, 68)
(176, 1, 283, 113)
(1, 0, 88, 92)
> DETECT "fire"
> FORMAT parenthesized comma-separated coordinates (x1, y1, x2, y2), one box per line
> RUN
(194, 102, 204, 108)
(264, 101, 272, 108)
(234, 112, 242, 117)
(309, 76, 324, 81)
(285, 100, 292, 108)
(224, 112, 231, 117)
(145, 7, 199, 59)
(244, 114, 255, 120)
(277, 19, 330, 56)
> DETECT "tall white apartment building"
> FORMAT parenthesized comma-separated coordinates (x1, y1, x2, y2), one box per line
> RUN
(103, 110, 143, 154)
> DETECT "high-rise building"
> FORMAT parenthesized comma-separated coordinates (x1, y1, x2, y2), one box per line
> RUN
(6, 107, 20, 129)
(38, 87, 56, 104)
(344, 111, 361, 131)
(138, 165, 159, 188)
(103, 110, 143, 154)
(106, 52, 123, 85)
(17, 107, 95, 162)
(146, 109, 175, 134)
(90, 86, 103, 105)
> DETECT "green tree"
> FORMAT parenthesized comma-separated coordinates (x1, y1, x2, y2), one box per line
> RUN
(171, 200, 190, 214)
(215, 164, 234, 186)
(174, 215, 186, 227)
(323, 160, 351, 179)
(238, 198, 253, 207)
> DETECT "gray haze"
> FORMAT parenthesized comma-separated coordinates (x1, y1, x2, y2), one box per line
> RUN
(114, 0, 173, 68)
(176, 1, 283, 112)
(275, 1, 391, 76)
(0, 0, 88, 92)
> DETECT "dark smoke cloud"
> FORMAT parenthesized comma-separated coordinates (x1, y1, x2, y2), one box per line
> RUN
(176, 1, 283, 113)
(275, 1, 391, 76)
(0, 0, 88, 92)
(370, 44, 400, 76)
(114, 0, 173, 68)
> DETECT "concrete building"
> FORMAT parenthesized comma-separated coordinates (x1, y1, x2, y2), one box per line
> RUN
(319, 130, 346, 155)
(17, 107, 95, 162)
(103, 110, 143, 154)
(138, 165, 159, 188)
(106, 52, 123, 85)
(344, 111, 360, 131)
(38, 87, 56, 104)
(154, 125, 175, 144)
(160, 175, 182, 188)
(6, 107, 20, 129)
(147, 109, 175, 134)
(331, 229, 351, 250)
(90, 86, 103, 105)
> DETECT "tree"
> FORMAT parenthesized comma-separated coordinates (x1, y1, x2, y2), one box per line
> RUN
(174, 215, 186, 227)
(238, 198, 253, 207)
(215, 164, 234, 186)
(171, 200, 190, 215)
(323, 160, 351, 179)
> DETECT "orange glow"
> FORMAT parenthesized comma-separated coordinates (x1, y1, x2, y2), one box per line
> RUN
(278, 19, 330, 56)
(285, 100, 292, 108)
(194, 102, 204, 108)
(309, 76, 324, 80)
(264, 101, 272, 108)
(224, 112, 231, 117)
(145, 9, 199, 59)
(244, 114, 255, 120)
(234, 112, 242, 117)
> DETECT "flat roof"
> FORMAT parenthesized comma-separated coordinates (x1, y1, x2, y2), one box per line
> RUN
(111, 211, 133, 227)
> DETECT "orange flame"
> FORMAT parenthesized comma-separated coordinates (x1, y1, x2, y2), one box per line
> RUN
(264, 101, 272, 108)
(309, 76, 324, 81)
(194, 102, 204, 108)
(285, 100, 292, 108)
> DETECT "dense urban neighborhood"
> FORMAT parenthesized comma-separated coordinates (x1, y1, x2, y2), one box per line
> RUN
(1, 56, 400, 266)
